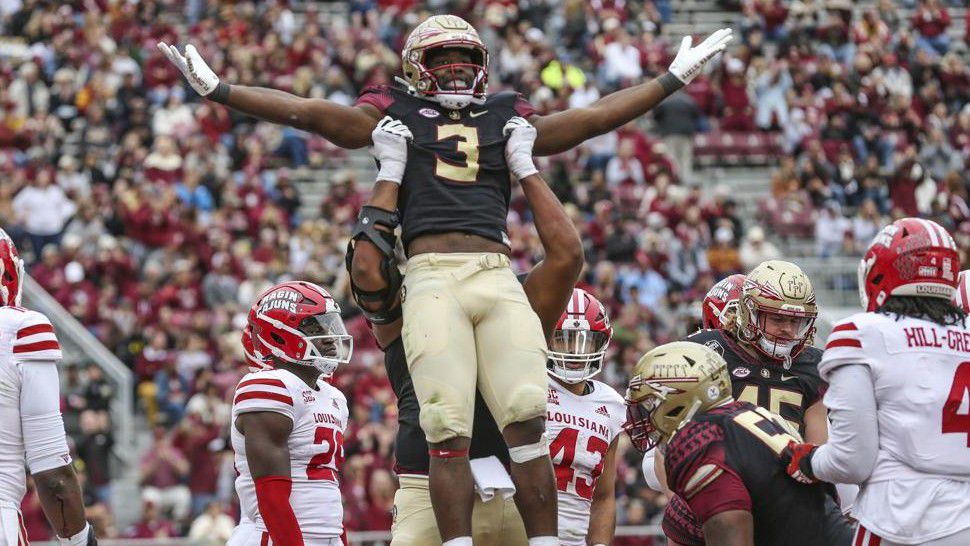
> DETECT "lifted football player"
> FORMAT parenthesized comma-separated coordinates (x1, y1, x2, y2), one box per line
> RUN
(626, 342, 853, 546)
(652, 262, 842, 546)
(228, 282, 353, 546)
(355, 114, 583, 546)
(784, 219, 970, 546)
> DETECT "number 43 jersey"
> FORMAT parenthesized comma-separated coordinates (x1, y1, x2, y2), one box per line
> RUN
(231, 369, 349, 539)
(546, 379, 626, 546)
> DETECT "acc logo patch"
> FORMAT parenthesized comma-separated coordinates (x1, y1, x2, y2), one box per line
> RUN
(732, 367, 750, 378)
(704, 340, 724, 355)
(419, 108, 440, 118)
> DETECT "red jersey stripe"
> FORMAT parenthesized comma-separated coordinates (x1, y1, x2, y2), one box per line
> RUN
(17, 323, 54, 338)
(826, 338, 862, 350)
(831, 323, 858, 333)
(13, 340, 60, 353)
(234, 391, 293, 406)
(238, 378, 286, 390)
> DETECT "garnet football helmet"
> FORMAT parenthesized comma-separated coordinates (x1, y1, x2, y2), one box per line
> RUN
(624, 342, 732, 453)
(859, 218, 959, 312)
(547, 288, 613, 384)
(401, 15, 488, 110)
(0, 229, 24, 307)
(953, 270, 970, 314)
(249, 281, 353, 376)
(736, 261, 817, 363)
(702, 274, 746, 330)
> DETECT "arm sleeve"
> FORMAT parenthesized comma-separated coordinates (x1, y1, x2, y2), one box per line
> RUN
(514, 94, 536, 118)
(811, 364, 879, 484)
(19, 361, 72, 474)
(682, 468, 752, 522)
(354, 85, 394, 115)
(641, 448, 663, 492)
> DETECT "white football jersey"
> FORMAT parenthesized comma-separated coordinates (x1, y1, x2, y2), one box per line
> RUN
(231, 368, 348, 540)
(546, 379, 626, 546)
(0, 306, 65, 506)
(822, 312, 970, 543)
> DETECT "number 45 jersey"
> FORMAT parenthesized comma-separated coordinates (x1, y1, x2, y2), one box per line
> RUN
(546, 379, 626, 546)
(822, 313, 970, 543)
(231, 369, 349, 541)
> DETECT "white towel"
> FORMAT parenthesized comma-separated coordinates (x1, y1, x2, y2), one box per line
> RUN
(470, 456, 517, 503)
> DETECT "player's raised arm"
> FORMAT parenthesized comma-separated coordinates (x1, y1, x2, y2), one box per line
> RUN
(702, 511, 754, 546)
(156, 43, 379, 149)
(504, 117, 584, 337)
(531, 29, 733, 156)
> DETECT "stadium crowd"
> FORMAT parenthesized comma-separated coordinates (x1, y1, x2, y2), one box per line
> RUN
(0, 0, 966, 542)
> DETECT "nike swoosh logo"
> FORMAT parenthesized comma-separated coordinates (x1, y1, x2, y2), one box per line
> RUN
(469, 110, 489, 118)
(781, 374, 798, 382)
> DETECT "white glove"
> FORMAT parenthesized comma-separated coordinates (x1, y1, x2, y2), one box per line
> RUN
(371, 116, 412, 184)
(668, 28, 734, 85)
(156, 42, 220, 97)
(503, 116, 538, 180)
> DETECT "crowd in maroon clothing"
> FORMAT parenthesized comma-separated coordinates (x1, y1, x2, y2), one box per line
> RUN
(2, 0, 966, 542)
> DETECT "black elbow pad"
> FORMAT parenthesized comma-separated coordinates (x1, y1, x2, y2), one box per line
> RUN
(345, 206, 404, 325)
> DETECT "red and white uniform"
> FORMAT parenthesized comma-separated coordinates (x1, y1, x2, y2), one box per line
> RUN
(817, 313, 970, 545)
(229, 369, 348, 546)
(546, 379, 625, 546)
(0, 307, 67, 546)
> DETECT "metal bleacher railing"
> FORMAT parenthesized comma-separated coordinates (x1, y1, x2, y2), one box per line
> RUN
(23, 275, 135, 466)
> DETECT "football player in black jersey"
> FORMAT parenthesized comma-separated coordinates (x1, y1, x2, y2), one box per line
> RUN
(625, 341, 853, 546)
(652, 261, 839, 546)
(159, 16, 731, 544)
(359, 117, 582, 545)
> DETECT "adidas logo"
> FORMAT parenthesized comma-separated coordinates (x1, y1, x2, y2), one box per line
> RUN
(595, 405, 610, 417)
(547, 389, 560, 405)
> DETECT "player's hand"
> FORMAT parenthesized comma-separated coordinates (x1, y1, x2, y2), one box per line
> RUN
(502, 116, 538, 180)
(371, 116, 412, 185)
(781, 440, 818, 484)
(668, 28, 733, 85)
(156, 42, 220, 97)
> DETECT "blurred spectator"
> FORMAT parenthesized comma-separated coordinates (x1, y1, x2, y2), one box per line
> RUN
(739, 226, 782, 271)
(188, 501, 235, 546)
(815, 202, 852, 257)
(653, 92, 701, 182)
(76, 410, 115, 505)
(125, 500, 178, 539)
(911, 0, 951, 57)
(140, 425, 191, 522)
(707, 226, 742, 277)
(12, 169, 77, 257)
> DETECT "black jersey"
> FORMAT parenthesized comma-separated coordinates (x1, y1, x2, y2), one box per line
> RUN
(665, 401, 852, 546)
(355, 85, 535, 249)
(683, 329, 825, 437)
(384, 337, 509, 474)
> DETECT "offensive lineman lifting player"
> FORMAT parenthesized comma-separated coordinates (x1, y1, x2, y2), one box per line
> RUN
(160, 14, 732, 545)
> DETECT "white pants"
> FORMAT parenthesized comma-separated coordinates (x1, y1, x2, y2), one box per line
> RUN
(0, 502, 28, 546)
(227, 521, 342, 546)
(856, 525, 970, 546)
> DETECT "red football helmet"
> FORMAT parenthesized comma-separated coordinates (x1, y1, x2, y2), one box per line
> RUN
(952, 270, 970, 314)
(0, 229, 24, 307)
(547, 288, 613, 384)
(249, 281, 353, 376)
(702, 274, 746, 330)
(858, 218, 959, 312)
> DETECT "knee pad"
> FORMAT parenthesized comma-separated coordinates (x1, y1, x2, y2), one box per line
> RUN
(419, 398, 465, 444)
(508, 433, 549, 464)
(501, 383, 547, 426)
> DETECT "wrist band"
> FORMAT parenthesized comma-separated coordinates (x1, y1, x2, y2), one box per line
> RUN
(208, 82, 231, 104)
(658, 72, 684, 94)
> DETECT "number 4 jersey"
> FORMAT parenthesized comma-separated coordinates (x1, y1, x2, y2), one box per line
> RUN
(821, 312, 970, 543)
(230, 369, 348, 541)
(546, 378, 626, 546)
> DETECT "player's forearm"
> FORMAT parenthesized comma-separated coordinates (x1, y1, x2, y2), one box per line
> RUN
(532, 75, 679, 156)
(811, 365, 879, 484)
(703, 510, 754, 546)
(587, 496, 616, 545)
(519, 173, 583, 275)
(33, 464, 88, 538)
(218, 85, 373, 148)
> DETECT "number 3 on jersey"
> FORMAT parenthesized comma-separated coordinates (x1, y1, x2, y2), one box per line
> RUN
(942, 361, 970, 447)
(549, 427, 608, 500)
(435, 124, 480, 183)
